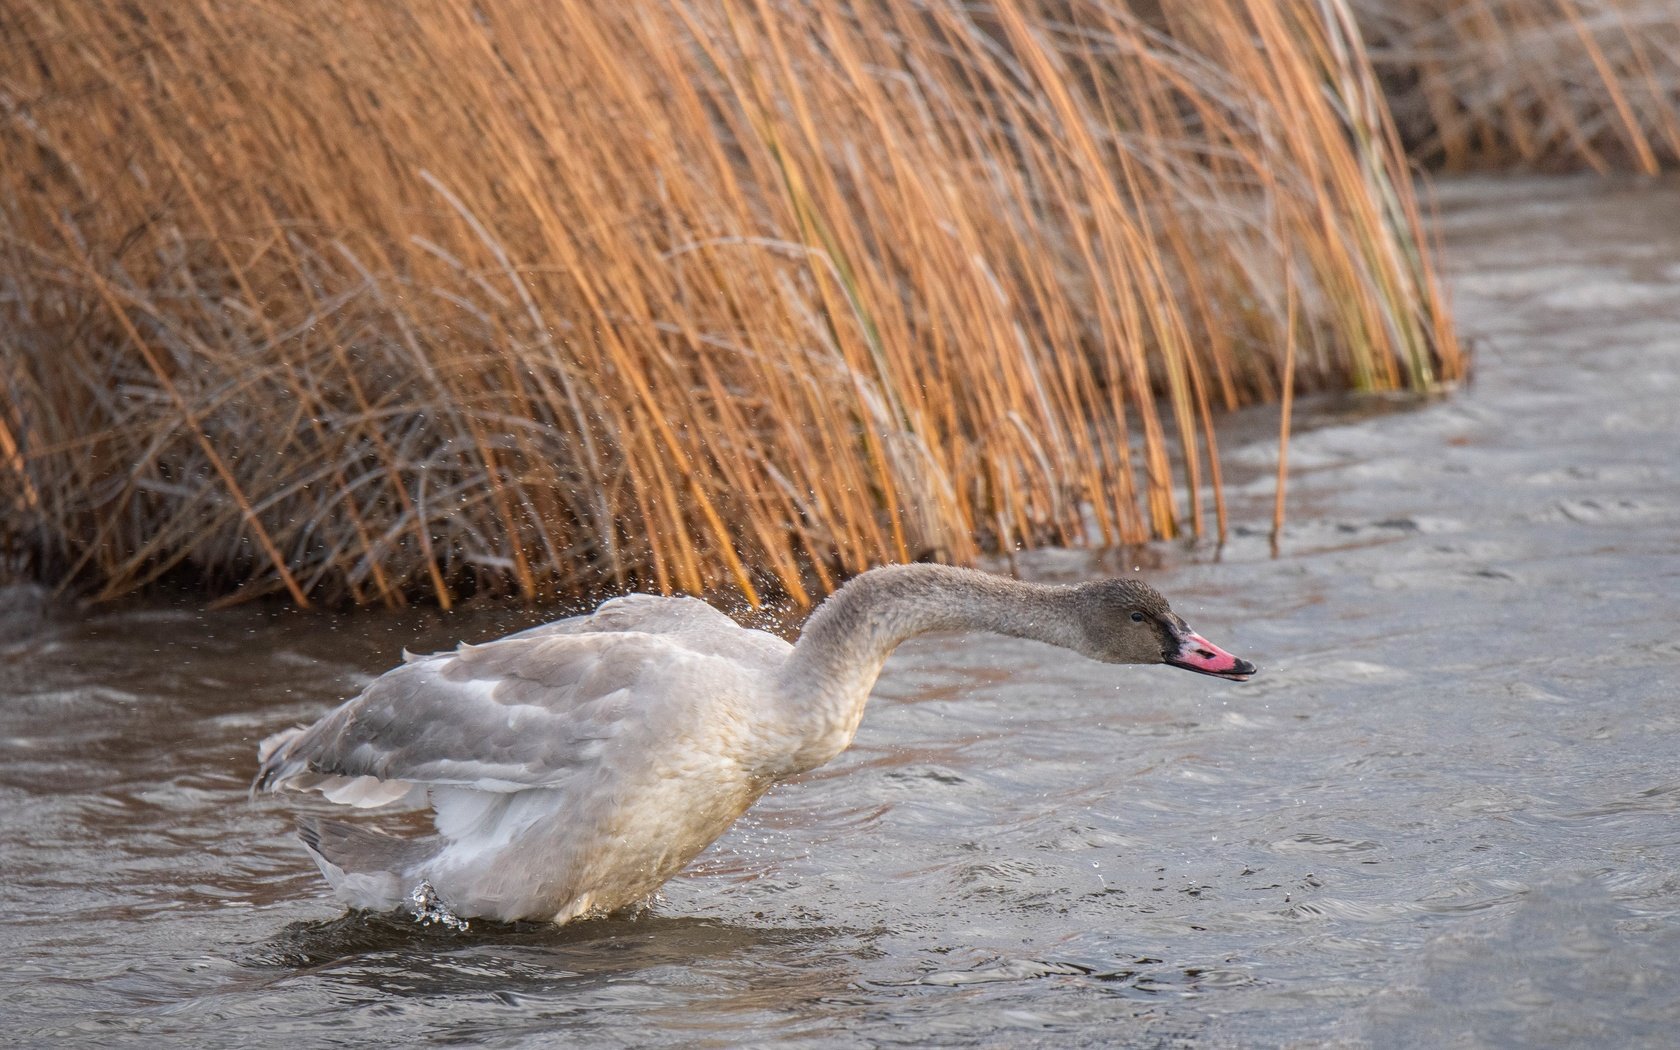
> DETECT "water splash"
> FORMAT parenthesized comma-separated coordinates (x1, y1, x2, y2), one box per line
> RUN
(407, 880, 470, 933)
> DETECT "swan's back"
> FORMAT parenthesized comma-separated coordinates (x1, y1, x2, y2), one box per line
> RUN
(499, 593, 755, 646)
(255, 593, 794, 921)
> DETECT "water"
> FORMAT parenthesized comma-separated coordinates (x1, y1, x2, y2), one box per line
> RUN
(4, 175, 1679, 1047)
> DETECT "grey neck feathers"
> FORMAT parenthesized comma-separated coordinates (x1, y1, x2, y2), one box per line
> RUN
(774, 564, 1085, 727)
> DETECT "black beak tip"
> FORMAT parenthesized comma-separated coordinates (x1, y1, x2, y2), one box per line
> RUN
(1165, 655, 1260, 681)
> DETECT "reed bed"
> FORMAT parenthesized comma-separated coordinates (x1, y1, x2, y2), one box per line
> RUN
(1356, 0, 1680, 171)
(1, 0, 1459, 608)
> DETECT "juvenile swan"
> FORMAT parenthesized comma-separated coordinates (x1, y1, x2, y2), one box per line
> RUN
(255, 564, 1256, 923)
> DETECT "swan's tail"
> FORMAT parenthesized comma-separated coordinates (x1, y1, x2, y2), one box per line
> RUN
(297, 817, 441, 911)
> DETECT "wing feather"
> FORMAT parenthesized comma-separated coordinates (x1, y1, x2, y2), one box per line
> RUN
(255, 594, 789, 806)
(257, 646, 778, 798)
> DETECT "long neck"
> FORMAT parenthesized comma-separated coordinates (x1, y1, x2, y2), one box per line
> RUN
(768, 565, 1085, 770)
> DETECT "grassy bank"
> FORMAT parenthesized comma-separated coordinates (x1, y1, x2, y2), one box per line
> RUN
(1358, 0, 1680, 171)
(3, 0, 1462, 607)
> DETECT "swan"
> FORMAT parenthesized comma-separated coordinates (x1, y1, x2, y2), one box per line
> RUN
(254, 563, 1256, 923)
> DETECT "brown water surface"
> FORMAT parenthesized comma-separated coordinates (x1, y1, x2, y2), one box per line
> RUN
(4, 176, 1679, 1047)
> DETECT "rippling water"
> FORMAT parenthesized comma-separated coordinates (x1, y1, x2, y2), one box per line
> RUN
(5, 177, 1680, 1047)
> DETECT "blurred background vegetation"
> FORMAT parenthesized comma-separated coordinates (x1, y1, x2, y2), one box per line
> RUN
(1, 0, 1673, 609)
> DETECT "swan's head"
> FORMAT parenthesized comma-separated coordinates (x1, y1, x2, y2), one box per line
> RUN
(1073, 579, 1257, 681)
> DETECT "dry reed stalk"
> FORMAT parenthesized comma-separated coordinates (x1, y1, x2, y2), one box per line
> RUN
(1355, 0, 1680, 171)
(1, 0, 1460, 607)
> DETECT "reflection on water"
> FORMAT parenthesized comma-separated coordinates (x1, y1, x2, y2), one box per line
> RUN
(6, 176, 1680, 1046)
(246, 910, 863, 1033)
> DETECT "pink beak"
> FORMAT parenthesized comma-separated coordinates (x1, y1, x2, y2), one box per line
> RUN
(1166, 630, 1257, 681)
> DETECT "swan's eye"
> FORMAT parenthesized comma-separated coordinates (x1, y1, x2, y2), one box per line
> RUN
(1129, 611, 1145, 623)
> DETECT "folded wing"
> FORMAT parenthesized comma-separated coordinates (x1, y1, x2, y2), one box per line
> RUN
(255, 593, 786, 802)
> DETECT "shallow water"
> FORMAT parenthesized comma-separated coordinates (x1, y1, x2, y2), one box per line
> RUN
(5, 175, 1680, 1048)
